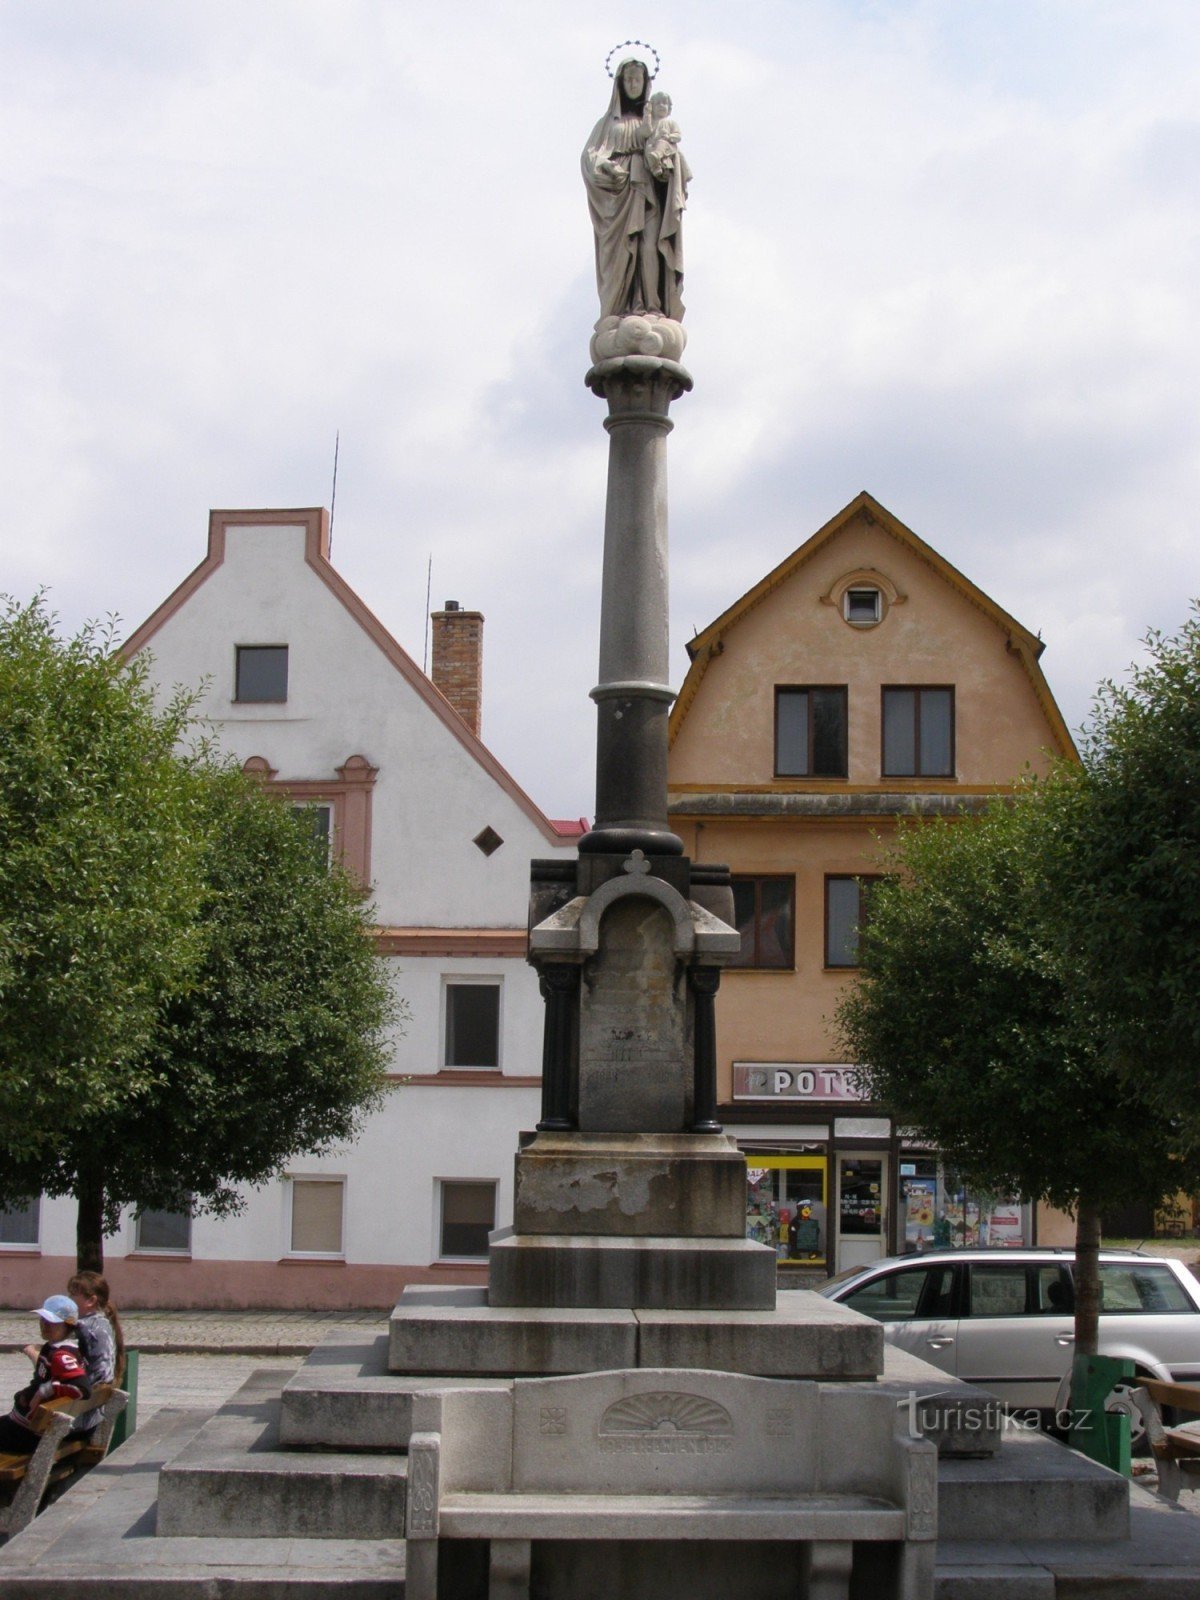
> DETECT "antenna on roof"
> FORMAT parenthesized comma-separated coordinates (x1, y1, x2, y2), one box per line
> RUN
(329, 429, 340, 554)
(422, 553, 433, 673)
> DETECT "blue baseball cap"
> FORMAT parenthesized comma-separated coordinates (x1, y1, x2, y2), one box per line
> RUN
(32, 1295, 78, 1324)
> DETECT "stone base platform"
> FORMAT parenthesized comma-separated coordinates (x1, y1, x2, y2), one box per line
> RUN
(387, 1285, 882, 1378)
(5, 1363, 1200, 1597)
(488, 1230, 777, 1309)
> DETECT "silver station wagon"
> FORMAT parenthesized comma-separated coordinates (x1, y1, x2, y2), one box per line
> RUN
(818, 1247, 1200, 1420)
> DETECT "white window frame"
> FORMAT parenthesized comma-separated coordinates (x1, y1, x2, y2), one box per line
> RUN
(133, 1206, 192, 1255)
(0, 1196, 41, 1250)
(285, 1174, 347, 1259)
(290, 800, 334, 866)
(441, 976, 503, 1071)
(435, 1178, 498, 1262)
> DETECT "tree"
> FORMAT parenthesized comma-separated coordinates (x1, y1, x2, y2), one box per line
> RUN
(1050, 609, 1200, 1136)
(0, 597, 400, 1268)
(836, 789, 1200, 1363)
(0, 595, 208, 1181)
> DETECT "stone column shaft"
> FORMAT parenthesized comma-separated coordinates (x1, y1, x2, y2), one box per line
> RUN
(581, 357, 691, 856)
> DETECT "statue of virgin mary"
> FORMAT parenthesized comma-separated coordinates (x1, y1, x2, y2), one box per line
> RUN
(581, 57, 688, 323)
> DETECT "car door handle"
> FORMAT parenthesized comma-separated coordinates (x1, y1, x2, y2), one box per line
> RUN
(1056, 1334, 1075, 1346)
(926, 1337, 955, 1349)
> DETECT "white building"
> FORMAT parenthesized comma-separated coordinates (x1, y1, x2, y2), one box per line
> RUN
(1, 508, 581, 1308)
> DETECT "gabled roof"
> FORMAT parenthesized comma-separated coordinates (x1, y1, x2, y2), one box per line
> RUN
(122, 507, 581, 844)
(670, 491, 1076, 759)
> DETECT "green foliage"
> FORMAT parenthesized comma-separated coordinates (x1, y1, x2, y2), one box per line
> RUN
(0, 597, 400, 1247)
(836, 788, 1198, 1217)
(0, 595, 207, 1183)
(1055, 609, 1200, 1124)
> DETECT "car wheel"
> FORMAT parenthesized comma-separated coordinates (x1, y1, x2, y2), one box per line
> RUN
(1105, 1376, 1174, 1458)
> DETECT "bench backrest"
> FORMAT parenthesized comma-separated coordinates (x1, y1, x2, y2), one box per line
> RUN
(27, 1383, 116, 1435)
(414, 1369, 930, 1509)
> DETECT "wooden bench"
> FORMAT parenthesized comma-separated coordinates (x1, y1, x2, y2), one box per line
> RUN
(0, 1383, 129, 1541)
(1130, 1379, 1200, 1503)
(403, 1368, 937, 1600)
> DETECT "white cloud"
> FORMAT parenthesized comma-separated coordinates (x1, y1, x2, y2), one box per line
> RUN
(1, 0, 1198, 816)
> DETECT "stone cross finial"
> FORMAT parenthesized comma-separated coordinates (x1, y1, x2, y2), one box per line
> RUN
(622, 849, 651, 876)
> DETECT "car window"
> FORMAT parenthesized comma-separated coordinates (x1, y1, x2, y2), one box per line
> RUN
(842, 1264, 953, 1323)
(1034, 1264, 1073, 1315)
(966, 1264, 1028, 1317)
(1097, 1264, 1195, 1314)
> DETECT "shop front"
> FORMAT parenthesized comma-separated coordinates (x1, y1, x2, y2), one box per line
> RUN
(727, 1062, 1033, 1278)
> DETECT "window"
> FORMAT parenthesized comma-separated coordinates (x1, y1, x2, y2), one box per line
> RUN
(439, 1180, 496, 1258)
(1095, 1263, 1194, 1315)
(0, 1197, 40, 1247)
(135, 1207, 191, 1253)
(775, 687, 848, 778)
(882, 687, 954, 777)
(966, 1264, 1028, 1317)
(844, 588, 881, 625)
(444, 982, 501, 1068)
(729, 876, 794, 969)
(289, 1178, 345, 1256)
(825, 875, 882, 968)
(235, 645, 289, 703)
(291, 802, 332, 866)
(842, 1264, 956, 1324)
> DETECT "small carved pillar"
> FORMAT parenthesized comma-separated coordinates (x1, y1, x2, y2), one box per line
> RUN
(689, 965, 723, 1133)
(536, 963, 578, 1131)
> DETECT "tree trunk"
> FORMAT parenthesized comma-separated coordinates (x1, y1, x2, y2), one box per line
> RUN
(75, 1170, 106, 1273)
(1073, 1198, 1101, 1356)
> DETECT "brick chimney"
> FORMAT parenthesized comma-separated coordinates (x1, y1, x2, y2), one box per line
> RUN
(430, 601, 484, 737)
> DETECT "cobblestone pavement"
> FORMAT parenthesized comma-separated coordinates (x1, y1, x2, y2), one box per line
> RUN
(0, 1307, 382, 1354)
(0, 1350, 305, 1424)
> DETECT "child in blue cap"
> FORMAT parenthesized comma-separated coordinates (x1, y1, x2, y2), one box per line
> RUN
(0, 1294, 91, 1454)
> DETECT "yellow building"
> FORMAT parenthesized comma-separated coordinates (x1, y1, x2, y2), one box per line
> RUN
(668, 492, 1075, 1278)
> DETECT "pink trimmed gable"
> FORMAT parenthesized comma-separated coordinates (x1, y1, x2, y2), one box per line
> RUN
(121, 508, 580, 846)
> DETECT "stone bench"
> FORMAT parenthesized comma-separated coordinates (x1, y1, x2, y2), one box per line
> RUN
(0, 1384, 128, 1541)
(403, 1367, 936, 1599)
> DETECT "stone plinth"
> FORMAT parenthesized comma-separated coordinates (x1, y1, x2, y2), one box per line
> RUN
(388, 1287, 881, 1379)
(488, 1232, 776, 1310)
(513, 1132, 748, 1237)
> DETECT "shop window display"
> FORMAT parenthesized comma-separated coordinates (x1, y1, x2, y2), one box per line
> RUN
(745, 1152, 827, 1268)
(900, 1158, 1029, 1250)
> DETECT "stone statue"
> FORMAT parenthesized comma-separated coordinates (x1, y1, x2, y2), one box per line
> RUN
(582, 56, 691, 325)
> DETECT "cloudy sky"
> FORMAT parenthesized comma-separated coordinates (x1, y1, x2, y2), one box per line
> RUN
(3, 0, 1197, 818)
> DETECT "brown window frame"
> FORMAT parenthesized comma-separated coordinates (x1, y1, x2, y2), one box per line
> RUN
(824, 874, 884, 969)
(881, 685, 956, 778)
(774, 686, 849, 778)
(729, 874, 796, 970)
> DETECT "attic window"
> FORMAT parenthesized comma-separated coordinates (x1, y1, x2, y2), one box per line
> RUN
(844, 588, 882, 626)
(474, 826, 504, 857)
(235, 645, 289, 702)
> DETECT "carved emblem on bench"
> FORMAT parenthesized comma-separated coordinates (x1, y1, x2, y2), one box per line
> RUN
(597, 1390, 734, 1453)
(539, 1406, 569, 1435)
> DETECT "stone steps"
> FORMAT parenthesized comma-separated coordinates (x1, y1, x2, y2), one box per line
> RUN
(6, 1370, 1200, 1596)
(937, 1427, 1128, 1544)
(157, 1382, 408, 1541)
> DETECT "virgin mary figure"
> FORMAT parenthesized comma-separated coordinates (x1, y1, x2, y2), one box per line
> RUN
(582, 58, 687, 322)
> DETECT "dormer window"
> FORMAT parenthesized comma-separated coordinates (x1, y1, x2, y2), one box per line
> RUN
(844, 588, 881, 626)
(235, 645, 288, 703)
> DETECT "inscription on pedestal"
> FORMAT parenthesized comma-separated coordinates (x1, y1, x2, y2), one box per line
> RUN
(579, 898, 687, 1132)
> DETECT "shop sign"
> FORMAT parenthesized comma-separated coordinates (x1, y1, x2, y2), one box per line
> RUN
(733, 1063, 866, 1103)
